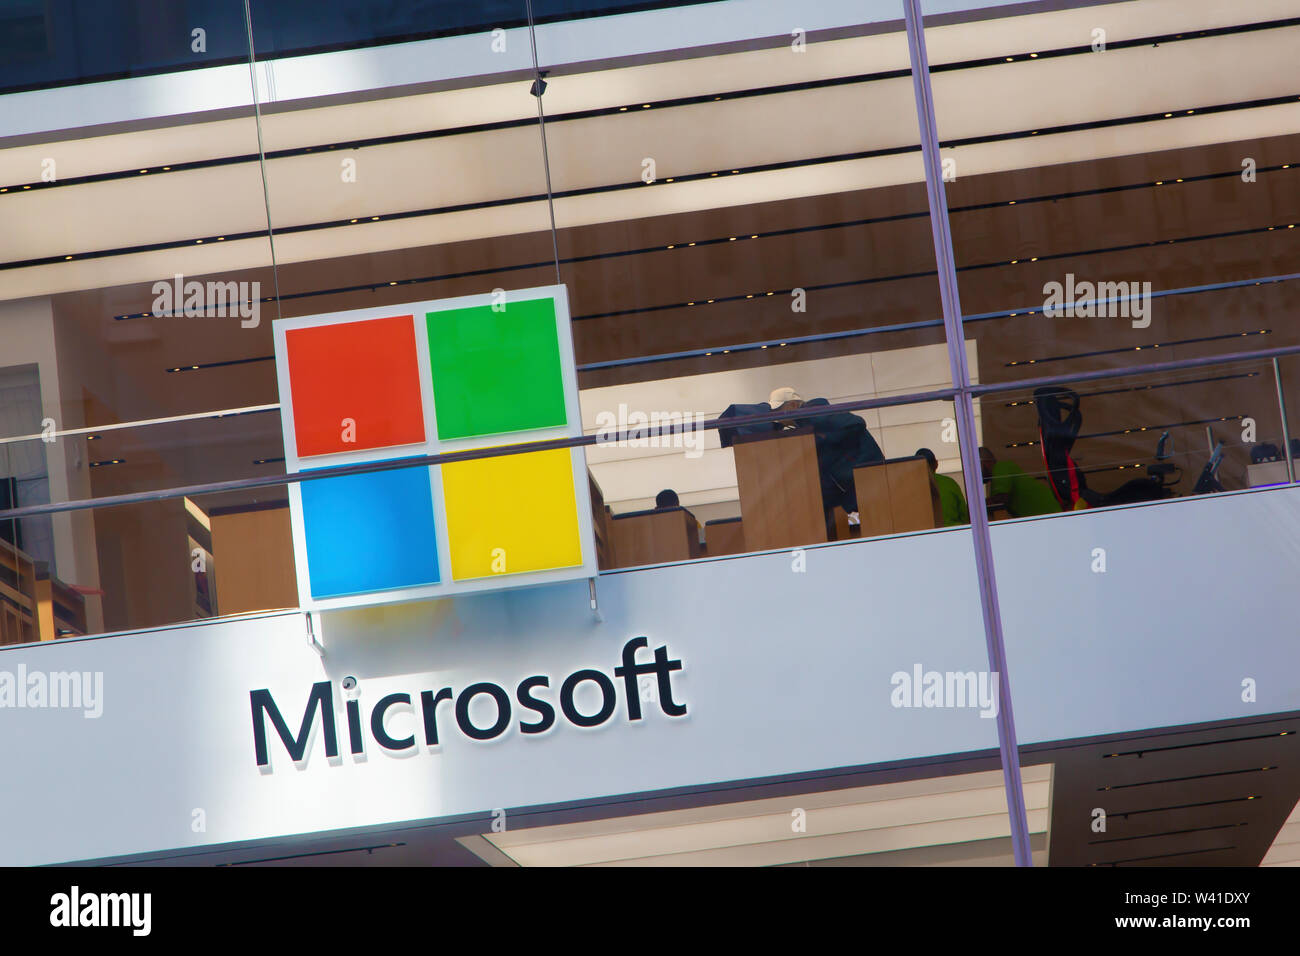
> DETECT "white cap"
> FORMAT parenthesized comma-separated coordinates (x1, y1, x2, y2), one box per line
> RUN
(769, 386, 803, 408)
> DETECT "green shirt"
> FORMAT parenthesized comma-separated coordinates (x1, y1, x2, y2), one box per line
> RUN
(933, 473, 969, 526)
(990, 460, 1061, 517)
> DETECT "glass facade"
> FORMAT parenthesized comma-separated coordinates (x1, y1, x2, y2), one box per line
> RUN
(2, 0, 1299, 867)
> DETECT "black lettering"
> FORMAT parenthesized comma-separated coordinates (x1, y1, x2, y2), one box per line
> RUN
(560, 669, 617, 727)
(250, 682, 337, 767)
(652, 646, 687, 716)
(371, 693, 414, 750)
(456, 682, 511, 740)
(420, 687, 453, 746)
(516, 676, 554, 734)
(613, 636, 659, 720)
(346, 697, 364, 754)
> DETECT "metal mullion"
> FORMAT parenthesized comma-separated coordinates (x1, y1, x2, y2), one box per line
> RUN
(903, 0, 1033, 866)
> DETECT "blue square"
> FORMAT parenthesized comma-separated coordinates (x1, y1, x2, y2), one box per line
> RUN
(299, 460, 440, 598)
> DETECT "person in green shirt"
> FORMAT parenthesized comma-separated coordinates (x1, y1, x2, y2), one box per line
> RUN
(916, 448, 969, 526)
(979, 447, 1061, 517)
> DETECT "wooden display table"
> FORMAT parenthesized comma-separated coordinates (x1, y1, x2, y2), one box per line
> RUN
(853, 456, 940, 537)
(731, 427, 827, 552)
(704, 517, 745, 556)
(609, 507, 700, 568)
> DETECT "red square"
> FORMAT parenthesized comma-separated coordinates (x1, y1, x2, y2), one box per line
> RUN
(286, 315, 425, 457)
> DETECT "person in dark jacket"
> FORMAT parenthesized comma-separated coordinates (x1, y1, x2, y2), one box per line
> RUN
(717, 388, 884, 514)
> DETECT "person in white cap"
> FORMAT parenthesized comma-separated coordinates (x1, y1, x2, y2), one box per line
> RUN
(769, 387, 804, 429)
(717, 385, 881, 534)
(769, 386, 803, 408)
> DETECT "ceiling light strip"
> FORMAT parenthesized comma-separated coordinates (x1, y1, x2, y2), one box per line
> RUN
(1005, 329, 1274, 369)
(0, 403, 279, 447)
(1003, 371, 1260, 407)
(16, 149, 1293, 275)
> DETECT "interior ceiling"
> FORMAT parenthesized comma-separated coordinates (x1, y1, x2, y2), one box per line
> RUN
(0, 2, 1297, 297)
(1044, 715, 1300, 866)
(1261, 798, 1300, 866)
(468, 765, 1053, 866)
(0, 0, 1297, 513)
(98, 711, 1300, 867)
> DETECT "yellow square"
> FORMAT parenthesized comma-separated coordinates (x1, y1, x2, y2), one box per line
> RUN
(441, 447, 583, 580)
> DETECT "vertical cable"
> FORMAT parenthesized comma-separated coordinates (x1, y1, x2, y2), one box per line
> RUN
(1273, 357, 1295, 483)
(524, 0, 563, 285)
(902, 0, 1033, 866)
(242, 0, 285, 325)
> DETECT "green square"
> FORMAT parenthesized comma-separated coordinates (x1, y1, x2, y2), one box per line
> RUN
(426, 297, 568, 440)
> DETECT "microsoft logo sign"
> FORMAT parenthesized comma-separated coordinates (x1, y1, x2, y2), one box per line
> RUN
(272, 285, 596, 610)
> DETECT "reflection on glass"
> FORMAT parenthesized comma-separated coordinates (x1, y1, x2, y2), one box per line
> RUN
(921, 1, 1300, 380)
(977, 360, 1278, 521)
